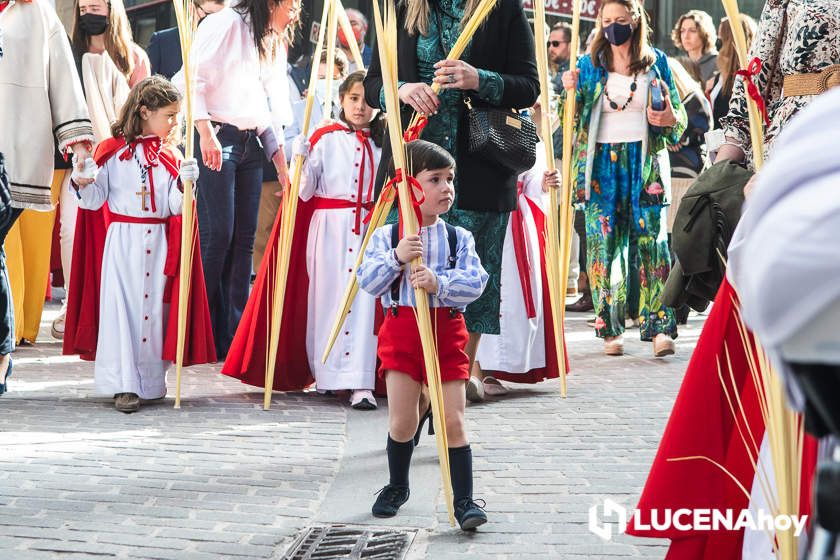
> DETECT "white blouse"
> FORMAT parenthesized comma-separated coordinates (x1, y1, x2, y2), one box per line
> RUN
(597, 72, 649, 144)
(174, 6, 292, 139)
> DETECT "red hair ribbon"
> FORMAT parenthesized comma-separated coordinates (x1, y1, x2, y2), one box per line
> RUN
(403, 116, 428, 142)
(379, 168, 425, 238)
(735, 57, 770, 127)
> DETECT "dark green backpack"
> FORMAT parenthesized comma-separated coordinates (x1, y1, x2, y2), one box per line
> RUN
(663, 159, 753, 311)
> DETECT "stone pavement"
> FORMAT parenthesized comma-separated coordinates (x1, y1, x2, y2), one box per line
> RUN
(0, 301, 706, 559)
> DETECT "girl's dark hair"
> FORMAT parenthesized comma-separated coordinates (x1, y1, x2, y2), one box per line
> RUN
(388, 140, 456, 179)
(234, 0, 284, 60)
(111, 75, 182, 144)
(338, 71, 386, 147)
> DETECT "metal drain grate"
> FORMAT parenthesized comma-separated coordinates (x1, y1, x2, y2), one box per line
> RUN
(282, 525, 416, 560)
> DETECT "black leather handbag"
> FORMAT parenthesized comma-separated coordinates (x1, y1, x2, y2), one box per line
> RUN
(464, 97, 538, 174)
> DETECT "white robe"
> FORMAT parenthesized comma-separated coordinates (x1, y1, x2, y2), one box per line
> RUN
(77, 143, 183, 399)
(476, 146, 548, 375)
(295, 127, 381, 391)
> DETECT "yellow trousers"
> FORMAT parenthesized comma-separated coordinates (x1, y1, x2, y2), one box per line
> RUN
(4, 170, 64, 343)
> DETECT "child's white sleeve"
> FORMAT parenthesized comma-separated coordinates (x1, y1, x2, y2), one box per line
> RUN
(296, 138, 323, 202)
(75, 161, 109, 211)
(357, 225, 403, 297)
(168, 176, 184, 216)
(435, 229, 489, 307)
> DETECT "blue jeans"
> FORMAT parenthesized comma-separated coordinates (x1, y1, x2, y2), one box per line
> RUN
(195, 124, 264, 358)
(0, 207, 23, 355)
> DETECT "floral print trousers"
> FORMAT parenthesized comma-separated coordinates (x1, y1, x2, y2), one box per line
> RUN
(584, 142, 677, 341)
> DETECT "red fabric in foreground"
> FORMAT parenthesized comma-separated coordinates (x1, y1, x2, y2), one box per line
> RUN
(628, 278, 817, 559)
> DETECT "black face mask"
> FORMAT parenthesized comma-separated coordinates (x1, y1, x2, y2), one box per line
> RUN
(78, 14, 108, 36)
(603, 22, 633, 46)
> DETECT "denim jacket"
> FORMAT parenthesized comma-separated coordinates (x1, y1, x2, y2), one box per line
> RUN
(564, 48, 686, 207)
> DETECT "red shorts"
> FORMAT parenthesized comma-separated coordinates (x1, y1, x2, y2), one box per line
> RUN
(377, 306, 470, 385)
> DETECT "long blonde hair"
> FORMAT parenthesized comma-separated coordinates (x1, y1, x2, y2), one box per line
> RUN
(403, 0, 496, 37)
(71, 0, 137, 77)
(589, 0, 655, 75)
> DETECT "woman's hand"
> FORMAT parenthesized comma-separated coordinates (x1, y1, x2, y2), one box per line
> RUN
(410, 265, 439, 294)
(71, 157, 97, 188)
(715, 141, 746, 164)
(398, 83, 439, 115)
(541, 169, 560, 192)
(433, 60, 480, 91)
(647, 93, 677, 128)
(197, 120, 223, 172)
(273, 147, 289, 190)
(743, 174, 759, 199)
(561, 69, 579, 91)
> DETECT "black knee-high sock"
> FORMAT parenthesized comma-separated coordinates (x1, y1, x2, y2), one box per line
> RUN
(387, 435, 414, 488)
(448, 445, 473, 502)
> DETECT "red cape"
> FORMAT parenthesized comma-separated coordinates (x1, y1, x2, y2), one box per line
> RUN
(627, 278, 817, 558)
(220, 193, 315, 391)
(62, 136, 216, 367)
(223, 122, 386, 393)
(483, 196, 570, 383)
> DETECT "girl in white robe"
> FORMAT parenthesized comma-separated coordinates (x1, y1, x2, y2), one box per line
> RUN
(290, 71, 383, 409)
(71, 77, 197, 413)
(476, 141, 563, 388)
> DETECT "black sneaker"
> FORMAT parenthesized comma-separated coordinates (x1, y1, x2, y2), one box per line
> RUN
(371, 484, 410, 518)
(454, 498, 487, 531)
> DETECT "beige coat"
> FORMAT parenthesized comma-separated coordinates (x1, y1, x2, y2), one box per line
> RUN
(0, 0, 94, 210)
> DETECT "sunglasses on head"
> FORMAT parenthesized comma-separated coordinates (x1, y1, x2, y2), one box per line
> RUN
(547, 40, 568, 48)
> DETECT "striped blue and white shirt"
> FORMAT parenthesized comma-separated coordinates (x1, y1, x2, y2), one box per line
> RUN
(357, 219, 489, 310)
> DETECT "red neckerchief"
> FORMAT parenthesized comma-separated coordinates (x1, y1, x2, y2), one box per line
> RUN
(0, 2, 10, 13)
(376, 169, 425, 239)
(119, 136, 163, 213)
(309, 123, 375, 235)
(735, 57, 770, 127)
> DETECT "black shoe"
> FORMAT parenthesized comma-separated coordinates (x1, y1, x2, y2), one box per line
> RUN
(371, 484, 410, 518)
(414, 405, 434, 446)
(565, 292, 594, 313)
(454, 497, 487, 531)
(0, 358, 12, 396)
(676, 304, 690, 325)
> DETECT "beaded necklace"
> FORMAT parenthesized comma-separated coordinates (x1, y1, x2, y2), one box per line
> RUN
(603, 73, 639, 111)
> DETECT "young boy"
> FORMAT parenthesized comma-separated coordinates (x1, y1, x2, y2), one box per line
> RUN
(357, 140, 490, 530)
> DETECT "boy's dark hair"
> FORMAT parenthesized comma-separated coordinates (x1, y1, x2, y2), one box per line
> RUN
(388, 140, 455, 179)
(339, 70, 386, 148)
(111, 75, 182, 144)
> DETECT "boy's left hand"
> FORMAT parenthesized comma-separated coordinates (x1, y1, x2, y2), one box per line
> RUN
(410, 265, 438, 294)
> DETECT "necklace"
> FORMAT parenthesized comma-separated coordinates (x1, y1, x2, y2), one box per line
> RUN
(604, 73, 639, 111)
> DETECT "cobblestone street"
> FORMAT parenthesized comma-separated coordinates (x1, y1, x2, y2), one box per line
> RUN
(0, 301, 706, 559)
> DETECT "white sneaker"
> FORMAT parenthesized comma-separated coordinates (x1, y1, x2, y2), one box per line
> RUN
(51, 302, 67, 340)
(350, 389, 377, 410)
